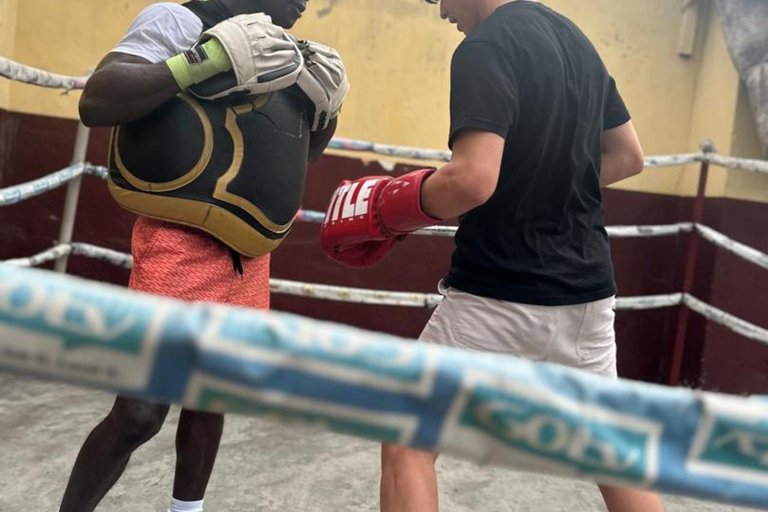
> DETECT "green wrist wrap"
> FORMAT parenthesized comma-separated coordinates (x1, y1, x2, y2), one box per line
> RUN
(166, 38, 232, 91)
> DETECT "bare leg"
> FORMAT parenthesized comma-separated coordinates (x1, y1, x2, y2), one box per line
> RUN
(599, 485, 665, 512)
(172, 409, 225, 501)
(59, 397, 170, 512)
(381, 444, 439, 512)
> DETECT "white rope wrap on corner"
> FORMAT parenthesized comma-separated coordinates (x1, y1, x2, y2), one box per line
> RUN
(684, 295, 768, 346)
(695, 224, 768, 270)
(0, 57, 87, 91)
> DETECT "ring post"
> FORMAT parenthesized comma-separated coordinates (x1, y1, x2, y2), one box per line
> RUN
(54, 120, 91, 273)
(668, 141, 713, 386)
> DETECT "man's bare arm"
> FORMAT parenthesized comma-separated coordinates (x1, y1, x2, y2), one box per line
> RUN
(78, 53, 180, 127)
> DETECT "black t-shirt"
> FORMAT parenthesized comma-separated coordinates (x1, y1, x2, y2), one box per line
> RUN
(444, 1, 631, 306)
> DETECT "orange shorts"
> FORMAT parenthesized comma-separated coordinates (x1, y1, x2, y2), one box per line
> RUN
(128, 217, 270, 310)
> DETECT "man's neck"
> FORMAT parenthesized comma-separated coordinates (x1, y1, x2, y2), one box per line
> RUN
(478, 0, 535, 21)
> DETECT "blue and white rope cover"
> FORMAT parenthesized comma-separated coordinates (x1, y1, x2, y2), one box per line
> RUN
(0, 163, 107, 207)
(1, 265, 768, 508)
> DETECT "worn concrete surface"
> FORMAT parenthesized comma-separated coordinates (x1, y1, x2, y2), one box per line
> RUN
(0, 374, 759, 512)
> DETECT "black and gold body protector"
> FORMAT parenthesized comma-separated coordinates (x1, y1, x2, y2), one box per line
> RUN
(108, 88, 311, 257)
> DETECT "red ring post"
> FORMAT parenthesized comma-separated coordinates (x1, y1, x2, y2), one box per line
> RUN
(668, 160, 710, 386)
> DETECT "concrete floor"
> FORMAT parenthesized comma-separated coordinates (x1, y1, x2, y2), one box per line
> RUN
(0, 373, 759, 512)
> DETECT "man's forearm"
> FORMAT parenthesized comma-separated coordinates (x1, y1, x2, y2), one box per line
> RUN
(421, 162, 495, 220)
(599, 151, 644, 188)
(79, 61, 180, 127)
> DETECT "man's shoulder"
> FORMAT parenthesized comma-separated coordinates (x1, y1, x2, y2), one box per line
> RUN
(132, 2, 199, 26)
(140, 2, 193, 16)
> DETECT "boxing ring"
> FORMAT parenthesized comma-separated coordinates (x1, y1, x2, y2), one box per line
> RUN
(3, 58, 768, 508)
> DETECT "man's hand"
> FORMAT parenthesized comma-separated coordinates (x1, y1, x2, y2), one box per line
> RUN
(296, 39, 349, 131)
(178, 13, 304, 100)
(320, 169, 439, 267)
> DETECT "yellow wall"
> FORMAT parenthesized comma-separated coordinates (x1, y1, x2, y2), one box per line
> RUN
(0, 0, 19, 110)
(679, 0, 739, 198)
(726, 83, 768, 203)
(2, 0, 765, 202)
(8, 0, 157, 119)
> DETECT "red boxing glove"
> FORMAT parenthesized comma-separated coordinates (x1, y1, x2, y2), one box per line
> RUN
(320, 168, 439, 267)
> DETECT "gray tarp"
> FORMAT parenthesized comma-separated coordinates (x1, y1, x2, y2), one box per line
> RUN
(715, 0, 768, 157)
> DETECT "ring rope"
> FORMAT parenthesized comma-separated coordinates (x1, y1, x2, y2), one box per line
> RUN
(3, 244, 767, 345)
(0, 163, 107, 206)
(695, 224, 768, 270)
(0, 57, 87, 91)
(1, 167, 766, 271)
(704, 154, 768, 175)
(0, 244, 681, 310)
(298, 210, 697, 239)
(1, 264, 767, 508)
(683, 294, 768, 344)
(3, 56, 768, 175)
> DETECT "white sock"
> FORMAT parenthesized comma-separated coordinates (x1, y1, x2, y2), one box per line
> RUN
(168, 498, 204, 512)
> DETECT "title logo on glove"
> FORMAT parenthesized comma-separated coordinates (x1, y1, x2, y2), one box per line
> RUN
(324, 179, 383, 224)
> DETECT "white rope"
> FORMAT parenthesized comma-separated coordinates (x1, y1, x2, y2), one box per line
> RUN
(0, 163, 107, 207)
(299, 210, 697, 239)
(328, 138, 452, 162)
(2, 245, 73, 267)
(414, 223, 698, 239)
(606, 223, 694, 237)
(413, 225, 459, 237)
(0, 57, 87, 91)
(684, 295, 768, 346)
(702, 154, 768, 175)
(615, 293, 684, 310)
(295, 214, 766, 268)
(0, 164, 85, 206)
(324, 142, 768, 174)
(2, 243, 130, 268)
(270, 279, 443, 308)
(3, 244, 766, 345)
(695, 224, 768, 270)
(645, 153, 702, 168)
(72, 243, 133, 269)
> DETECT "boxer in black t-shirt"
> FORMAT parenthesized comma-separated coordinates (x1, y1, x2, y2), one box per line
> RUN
(319, 1, 662, 511)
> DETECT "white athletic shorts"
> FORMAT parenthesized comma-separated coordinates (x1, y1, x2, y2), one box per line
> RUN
(420, 282, 618, 378)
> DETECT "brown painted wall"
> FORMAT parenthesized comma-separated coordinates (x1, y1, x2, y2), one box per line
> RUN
(1, 109, 766, 392)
